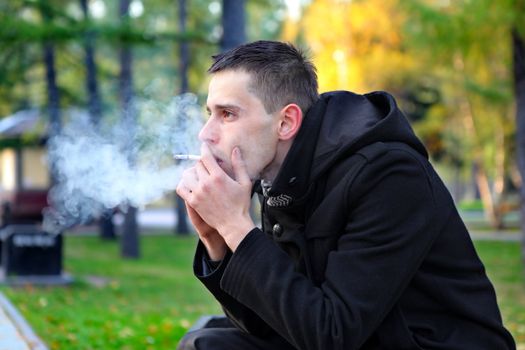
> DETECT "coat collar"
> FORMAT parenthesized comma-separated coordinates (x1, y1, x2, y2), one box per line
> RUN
(264, 97, 326, 207)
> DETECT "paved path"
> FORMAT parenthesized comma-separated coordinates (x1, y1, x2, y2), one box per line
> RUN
(470, 231, 521, 241)
(141, 208, 522, 240)
(0, 292, 47, 350)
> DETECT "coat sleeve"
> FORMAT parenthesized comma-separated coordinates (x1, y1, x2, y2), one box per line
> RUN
(193, 238, 275, 337)
(218, 150, 447, 350)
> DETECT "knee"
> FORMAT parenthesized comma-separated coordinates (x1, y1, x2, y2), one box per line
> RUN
(176, 328, 219, 350)
(177, 330, 198, 350)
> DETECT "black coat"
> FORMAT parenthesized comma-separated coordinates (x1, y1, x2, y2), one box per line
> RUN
(194, 91, 516, 349)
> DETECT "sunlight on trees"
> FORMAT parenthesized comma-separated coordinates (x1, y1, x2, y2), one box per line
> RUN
(294, 0, 417, 93)
(283, 0, 524, 229)
(0, 0, 524, 231)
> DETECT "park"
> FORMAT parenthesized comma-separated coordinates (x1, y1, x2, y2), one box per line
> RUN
(0, 0, 524, 349)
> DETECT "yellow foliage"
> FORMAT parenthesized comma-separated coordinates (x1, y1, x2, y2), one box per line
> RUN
(281, 15, 300, 42)
(289, 0, 420, 93)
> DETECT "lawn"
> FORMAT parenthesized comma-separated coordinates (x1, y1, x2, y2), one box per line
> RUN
(474, 240, 525, 345)
(1, 234, 221, 350)
(1, 234, 524, 349)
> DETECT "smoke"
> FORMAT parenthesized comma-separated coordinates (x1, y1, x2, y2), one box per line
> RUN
(42, 93, 203, 234)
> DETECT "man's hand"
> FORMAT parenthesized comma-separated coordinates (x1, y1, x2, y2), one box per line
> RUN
(185, 204, 228, 260)
(177, 164, 228, 260)
(177, 144, 255, 253)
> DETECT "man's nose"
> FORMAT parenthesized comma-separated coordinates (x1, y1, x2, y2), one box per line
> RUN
(198, 118, 218, 144)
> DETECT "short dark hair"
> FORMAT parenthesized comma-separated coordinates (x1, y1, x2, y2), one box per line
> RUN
(208, 40, 319, 114)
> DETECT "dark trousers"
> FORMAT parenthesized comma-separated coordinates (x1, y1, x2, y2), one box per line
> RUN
(177, 316, 296, 350)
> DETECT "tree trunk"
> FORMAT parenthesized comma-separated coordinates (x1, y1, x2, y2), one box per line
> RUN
(80, 0, 116, 240)
(455, 53, 506, 230)
(178, 0, 189, 94)
(174, 0, 190, 235)
(80, 0, 102, 125)
(473, 160, 505, 229)
(492, 122, 507, 230)
(221, 0, 246, 51)
(40, 1, 61, 186)
(119, 0, 139, 259)
(44, 46, 60, 137)
(513, 28, 525, 263)
(121, 206, 139, 257)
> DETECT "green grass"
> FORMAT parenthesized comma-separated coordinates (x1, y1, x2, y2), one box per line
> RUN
(458, 199, 485, 211)
(474, 240, 525, 346)
(1, 235, 524, 349)
(1, 234, 221, 350)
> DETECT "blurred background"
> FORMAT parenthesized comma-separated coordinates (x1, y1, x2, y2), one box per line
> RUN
(0, 0, 524, 349)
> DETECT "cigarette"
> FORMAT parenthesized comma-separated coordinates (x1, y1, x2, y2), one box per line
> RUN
(173, 154, 201, 161)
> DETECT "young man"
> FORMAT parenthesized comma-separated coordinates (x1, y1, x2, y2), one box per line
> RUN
(176, 40, 515, 350)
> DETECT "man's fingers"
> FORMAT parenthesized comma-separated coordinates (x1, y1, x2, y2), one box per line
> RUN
(176, 167, 198, 199)
(200, 143, 222, 174)
(176, 182, 192, 200)
(231, 147, 251, 185)
(194, 159, 209, 180)
(185, 203, 201, 222)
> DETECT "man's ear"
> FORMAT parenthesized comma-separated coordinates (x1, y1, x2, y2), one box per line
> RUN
(277, 104, 303, 141)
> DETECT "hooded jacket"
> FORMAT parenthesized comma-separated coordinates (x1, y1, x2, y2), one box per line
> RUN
(193, 91, 516, 350)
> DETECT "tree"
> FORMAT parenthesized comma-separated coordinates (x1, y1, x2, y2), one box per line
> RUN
(291, 0, 520, 229)
(79, 0, 117, 240)
(37, 0, 62, 188)
(175, 0, 191, 235)
(402, 0, 517, 229)
(80, 0, 102, 125)
(221, 0, 246, 51)
(0, 0, 284, 242)
(40, 2, 61, 138)
(296, 0, 418, 93)
(119, 0, 139, 259)
(514, 24, 525, 260)
(0, 2, 34, 116)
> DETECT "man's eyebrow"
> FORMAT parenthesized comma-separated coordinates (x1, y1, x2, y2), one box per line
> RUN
(207, 104, 242, 112)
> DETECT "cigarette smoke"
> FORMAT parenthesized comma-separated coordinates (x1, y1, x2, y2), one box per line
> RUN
(42, 93, 203, 234)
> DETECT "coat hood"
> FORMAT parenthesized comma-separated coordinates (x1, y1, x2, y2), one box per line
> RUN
(311, 90, 428, 178)
(266, 90, 428, 202)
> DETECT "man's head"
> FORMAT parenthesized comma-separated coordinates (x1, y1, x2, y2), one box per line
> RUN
(200, 41, 319, 182)
(208, 40, 319, 115)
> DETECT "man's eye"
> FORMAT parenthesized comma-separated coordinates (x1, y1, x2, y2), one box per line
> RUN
(223, 110, 235, 119)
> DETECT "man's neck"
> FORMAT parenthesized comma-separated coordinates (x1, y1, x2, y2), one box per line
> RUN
(260, 139, 294, 183)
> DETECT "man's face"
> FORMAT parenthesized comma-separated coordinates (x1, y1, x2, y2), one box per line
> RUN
(201, 69, 281, 181)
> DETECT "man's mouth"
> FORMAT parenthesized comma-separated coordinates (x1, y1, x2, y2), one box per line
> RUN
(208, 149, 225, 166)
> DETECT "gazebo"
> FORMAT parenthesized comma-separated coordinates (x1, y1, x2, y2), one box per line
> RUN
(0, 109, 69, 285)
(0, 109, 49, 226)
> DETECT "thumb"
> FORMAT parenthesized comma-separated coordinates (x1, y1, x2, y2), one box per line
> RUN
(231, 147, 251, 185)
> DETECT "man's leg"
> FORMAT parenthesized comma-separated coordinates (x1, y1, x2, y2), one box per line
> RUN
(177, 317, 295, 350)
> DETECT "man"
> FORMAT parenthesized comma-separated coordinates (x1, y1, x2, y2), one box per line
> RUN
(176, 40, 515, 350)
